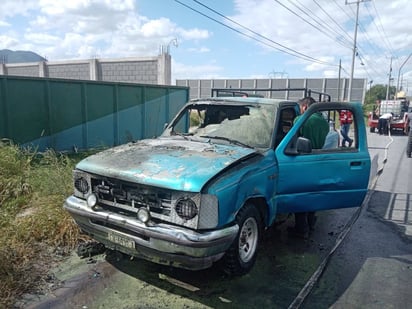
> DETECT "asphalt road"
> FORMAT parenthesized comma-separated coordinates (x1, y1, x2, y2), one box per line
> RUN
(302, 131, 412, 308)
(26, 131, 412, 309)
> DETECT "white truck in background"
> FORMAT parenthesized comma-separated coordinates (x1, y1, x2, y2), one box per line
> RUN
(368, 91, 410, 134)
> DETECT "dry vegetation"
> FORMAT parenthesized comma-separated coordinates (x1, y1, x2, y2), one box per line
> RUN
(0, 141, 86, 307)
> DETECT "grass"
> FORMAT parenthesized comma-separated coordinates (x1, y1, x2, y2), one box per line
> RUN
(0, 141, 88, 308)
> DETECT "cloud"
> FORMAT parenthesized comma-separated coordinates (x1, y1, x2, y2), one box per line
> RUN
(230, 0, 349, 65)
(0, 21, 10, 27)
(24, 32, 60, 46)
(177, 28, 210, 40)
(0, 0, 38, 18)
(323, 70, 338, 78)
(0, 35, 19, 48)
(0, 0, 411, 88)
(172, 60, 223, 81)
(141, 18, 176, 37)
(0, 0, 211, 61)
(187, 47, 210, 53)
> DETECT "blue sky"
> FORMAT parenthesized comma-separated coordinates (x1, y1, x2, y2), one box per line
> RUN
(1, 0, 411, 94)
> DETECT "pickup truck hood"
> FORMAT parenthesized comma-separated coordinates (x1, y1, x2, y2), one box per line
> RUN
(76, 137, 257, 192)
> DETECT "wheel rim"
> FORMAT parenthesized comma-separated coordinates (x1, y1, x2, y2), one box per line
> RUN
(238, 217, 258, 263)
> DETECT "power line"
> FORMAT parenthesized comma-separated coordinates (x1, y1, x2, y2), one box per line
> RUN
(175, 0, 336, 66)
(312, 0, 354, 45)
(274, 0, 352, 50)
(354, 4, 385, 57)
(370, 1, 394, 56)
(333, 0, 381, 79)
(192, 0, 334, 65)
(345, 0, 371, 101)
(284, 0, 385, 80)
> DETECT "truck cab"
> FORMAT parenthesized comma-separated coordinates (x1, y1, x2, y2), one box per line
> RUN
(64, 90, 371, 276)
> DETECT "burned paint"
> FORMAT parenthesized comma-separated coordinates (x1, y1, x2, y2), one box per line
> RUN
(77, 137, 256, 192)
(64, 96, 371, 275)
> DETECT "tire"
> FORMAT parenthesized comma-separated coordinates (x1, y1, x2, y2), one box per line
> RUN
(370, 127, 375, 133)
(222, 203, 261, 276)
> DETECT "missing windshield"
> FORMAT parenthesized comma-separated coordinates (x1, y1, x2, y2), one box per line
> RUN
(168, 104, 276, 149)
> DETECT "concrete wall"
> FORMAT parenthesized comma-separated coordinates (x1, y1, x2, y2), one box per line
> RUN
(176, 78, 367, 102)
(0, 52, 172, 85)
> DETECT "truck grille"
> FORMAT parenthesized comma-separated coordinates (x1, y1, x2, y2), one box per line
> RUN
(91, 177, 172, 218)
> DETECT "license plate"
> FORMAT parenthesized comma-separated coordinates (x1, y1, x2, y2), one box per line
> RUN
(108, 232, 135, 249)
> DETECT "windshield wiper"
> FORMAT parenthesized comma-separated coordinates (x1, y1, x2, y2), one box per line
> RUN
(199, 135, 253, 148)
(172, 132, 193, 140)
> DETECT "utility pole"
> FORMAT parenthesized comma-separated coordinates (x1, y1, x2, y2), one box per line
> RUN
(346, 0, 370, 102)
(386, 57, 393, 100)
(396, 52, 412, 96)
(338, 59, 342, 101)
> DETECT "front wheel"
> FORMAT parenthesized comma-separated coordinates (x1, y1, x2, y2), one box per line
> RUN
(221, 203, 261, 276)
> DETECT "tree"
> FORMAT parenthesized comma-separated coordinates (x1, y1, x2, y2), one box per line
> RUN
(365, 84, 396, 105)
(363, 84, 396, 115)
(365, 84, 395, 103)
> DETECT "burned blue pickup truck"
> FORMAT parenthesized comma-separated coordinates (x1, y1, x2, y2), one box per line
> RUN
(64, 89, 370, 275)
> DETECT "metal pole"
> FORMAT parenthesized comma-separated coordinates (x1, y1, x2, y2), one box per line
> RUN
(338, 59, 341, 101)
(396, 52, 412, 96)
(386, 57, 393, 100)
(346, 0, 369, 102)
(347, 0, 360, 102)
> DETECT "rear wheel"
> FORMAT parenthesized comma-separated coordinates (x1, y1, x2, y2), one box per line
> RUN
(222, 203, 261, 276)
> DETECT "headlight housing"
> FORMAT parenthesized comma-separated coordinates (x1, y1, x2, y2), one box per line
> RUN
(171, 193, 218, 229)
(74, 176, 89, 194)
(73, 170, 91, 198)
(175, 197, 198, 220)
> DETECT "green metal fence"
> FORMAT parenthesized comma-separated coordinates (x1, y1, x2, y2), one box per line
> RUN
(0, 76, 189, 152)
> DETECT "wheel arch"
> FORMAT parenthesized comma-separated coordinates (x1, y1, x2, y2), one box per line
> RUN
(239, 196, 271, 229)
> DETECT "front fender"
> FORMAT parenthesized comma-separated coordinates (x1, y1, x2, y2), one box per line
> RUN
(207, 150, 278, 228)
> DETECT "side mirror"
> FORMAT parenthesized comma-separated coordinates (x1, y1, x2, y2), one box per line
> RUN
(284, 136, 312, 155)
(296, 137, 312, 154)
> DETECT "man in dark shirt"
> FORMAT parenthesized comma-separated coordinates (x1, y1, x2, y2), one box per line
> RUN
(406, 112, 412, 157)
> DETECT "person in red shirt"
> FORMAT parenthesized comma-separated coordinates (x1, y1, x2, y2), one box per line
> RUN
(339, 110, 353, 147)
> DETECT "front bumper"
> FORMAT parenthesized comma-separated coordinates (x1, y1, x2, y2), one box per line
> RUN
(64, 195, 238, 270)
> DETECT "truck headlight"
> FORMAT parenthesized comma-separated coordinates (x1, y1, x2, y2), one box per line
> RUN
(87, 193, 97, 208)
(137, 208, 150, 223)
(175, 198, 198, 220)
(74, 176, 89, 194)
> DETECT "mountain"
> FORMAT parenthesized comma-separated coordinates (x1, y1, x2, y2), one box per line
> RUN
(0, 49, 46, 64)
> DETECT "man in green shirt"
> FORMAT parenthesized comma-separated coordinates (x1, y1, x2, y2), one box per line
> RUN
(294, 97, 329, 149)
(289, 97, 329, 238)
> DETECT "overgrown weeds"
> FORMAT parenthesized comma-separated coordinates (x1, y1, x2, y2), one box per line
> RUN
(0, 142, 86, 308)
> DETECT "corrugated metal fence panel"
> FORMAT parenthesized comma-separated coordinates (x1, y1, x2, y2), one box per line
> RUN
(144, 87, 169, 138)
(0, 76, 189, 152)
(165, 88, 188, 125)
(49, 80, 84, 150)
(85, 83, 116, 149)
(117, 84, 145, 142)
